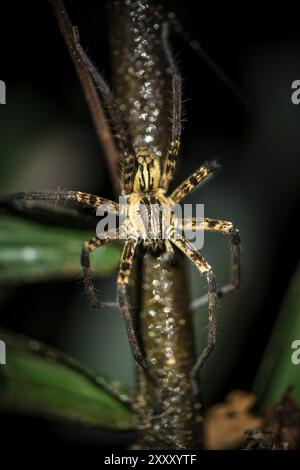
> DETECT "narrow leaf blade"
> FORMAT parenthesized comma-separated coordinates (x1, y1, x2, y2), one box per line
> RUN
(253, 265, 300, 406)
(0, 329, 135, 430)
(0, 215, 121, 282)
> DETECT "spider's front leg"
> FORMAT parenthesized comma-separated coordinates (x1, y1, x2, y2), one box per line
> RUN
(117, 239, 159, 390)
(72, 29, 137, 196)
(0, 190, 118, 213)
(82, 234, 157, 405)
(160, 22, 182, 191)
(178, 217, 241, 309)
(171, 236, 218, 390)
(170, 160, 220, 203)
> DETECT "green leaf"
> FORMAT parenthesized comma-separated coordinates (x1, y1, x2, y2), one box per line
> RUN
(0, 329, 135, 430)
(253, 265, 300, 407)
(0, 215, 121, 282)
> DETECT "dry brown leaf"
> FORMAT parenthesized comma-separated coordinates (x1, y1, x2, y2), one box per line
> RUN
(204, 390, 263, 450)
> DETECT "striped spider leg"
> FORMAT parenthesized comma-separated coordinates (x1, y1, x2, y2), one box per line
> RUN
(166, 167, 240, 384)
(117, 239, 159, 389)
(169, 236, 217, 389)
(1, 190, 116, 211)
(49, 0, 120, 193)
(51, 0, 139, 195)
(178, 218, 241, 309)
(158, 24, 239, 379)
(81, 231, 159, 387)
(71, 26, 137, 195)
(160, 22, 182, 191)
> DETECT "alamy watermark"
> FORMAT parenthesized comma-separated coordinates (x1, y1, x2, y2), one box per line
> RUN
(291, 340, 300, 365)
(96, 197, 205, 250)
(291, 80, 300, 105)
(0, 80, 6, 104)
(0, 340, 6, 365)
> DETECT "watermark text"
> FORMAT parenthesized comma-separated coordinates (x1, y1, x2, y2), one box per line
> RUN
(291, 80, 300, 105)
(291, 340, 300, 365)
(0, 340, 6, 365)
(96, 197, 205, 249)
(0, 80, 6, 104)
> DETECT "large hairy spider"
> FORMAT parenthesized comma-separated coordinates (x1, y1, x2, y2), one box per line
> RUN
(3, 1, 240, 390)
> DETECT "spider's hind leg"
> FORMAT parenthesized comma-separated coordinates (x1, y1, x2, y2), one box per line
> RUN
(179, 217, 241, 310)
(171, 236, 218, 393)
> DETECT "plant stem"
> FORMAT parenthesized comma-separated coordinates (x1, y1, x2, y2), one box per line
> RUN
(109, 0, 204, 448)
(133, 251, 203, 449)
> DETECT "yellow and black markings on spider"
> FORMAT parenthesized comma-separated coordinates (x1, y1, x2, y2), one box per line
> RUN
(4, 1, 241, 404)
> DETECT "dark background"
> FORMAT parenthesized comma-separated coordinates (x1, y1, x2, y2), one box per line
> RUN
(0, 0, 300, 451)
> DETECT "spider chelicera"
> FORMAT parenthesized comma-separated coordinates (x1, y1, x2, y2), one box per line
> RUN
(4, 1, 240, 390)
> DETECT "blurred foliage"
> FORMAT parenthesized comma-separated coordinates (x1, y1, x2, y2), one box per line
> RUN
(0, 215, 121, 282)
(0, 328, 135, 430)
(253, 264, 300, 406)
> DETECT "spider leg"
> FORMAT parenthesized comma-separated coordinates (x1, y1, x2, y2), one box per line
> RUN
(171, 236, 218, 389)
(81, 233, 119, 309)
(170, 160, 220, 203)
(160, 22, 182, 191)
(50, 0, 120, 194)
(178, 217, 241, 310)
(117, 239, 159, 390)
(72, 31, 137, 195)
(0, 197, 98, 227)
(1, 191, 118, 213)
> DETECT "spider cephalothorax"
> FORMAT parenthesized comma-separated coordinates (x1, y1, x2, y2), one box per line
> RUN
(133, 146, 161, 192)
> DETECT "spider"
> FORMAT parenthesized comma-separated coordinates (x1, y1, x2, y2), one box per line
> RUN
(3, 1, 240, 391)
